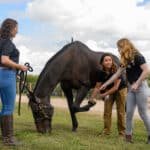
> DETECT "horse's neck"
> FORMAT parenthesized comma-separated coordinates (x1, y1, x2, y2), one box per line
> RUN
(34, 57, 68, 97)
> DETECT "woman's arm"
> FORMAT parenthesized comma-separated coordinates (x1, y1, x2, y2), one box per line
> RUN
(89, 82, 101, 101)
(100, 67, 125, 90)
(100, 79, 121, 97)
(131, 63, 149, 91)
(1, 56, 28, 71)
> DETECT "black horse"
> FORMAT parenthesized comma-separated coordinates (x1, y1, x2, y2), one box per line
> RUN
(27, 41, 119, 133)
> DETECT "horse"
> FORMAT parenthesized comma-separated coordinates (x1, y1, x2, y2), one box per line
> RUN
(26, 41, 120, 133)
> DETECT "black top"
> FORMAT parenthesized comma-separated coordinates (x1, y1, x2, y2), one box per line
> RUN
(96, 69, 126, 91)
(0, 38, 19, 66)
(126, 53, 146, 84)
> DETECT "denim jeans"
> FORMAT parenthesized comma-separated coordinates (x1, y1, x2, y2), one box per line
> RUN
(126, 80, 150, 136)
(0, 69, 16, 117)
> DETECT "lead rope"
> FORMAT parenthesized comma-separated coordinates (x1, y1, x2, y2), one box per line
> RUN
(17, 62, 33, 115)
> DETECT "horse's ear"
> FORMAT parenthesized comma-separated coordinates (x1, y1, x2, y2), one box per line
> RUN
(26, 88, 39, 104)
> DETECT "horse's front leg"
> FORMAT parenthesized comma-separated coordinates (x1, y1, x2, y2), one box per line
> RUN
(61, 82, 78, 131)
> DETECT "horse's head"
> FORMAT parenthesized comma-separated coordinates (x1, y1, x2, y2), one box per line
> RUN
(27, 91, 54, 133)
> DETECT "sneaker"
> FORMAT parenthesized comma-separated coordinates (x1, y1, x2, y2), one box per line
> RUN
(125, 135, 133, 143)
(100, 130, 110, 136)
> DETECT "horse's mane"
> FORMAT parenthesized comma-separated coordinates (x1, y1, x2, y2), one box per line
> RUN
(46, 41, 90, 65)
(47, 43, 72, 65)
(33, 41, 88, 93)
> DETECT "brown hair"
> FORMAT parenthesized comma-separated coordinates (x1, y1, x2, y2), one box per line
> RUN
(99, 53, 118, 74)
(0, 18, 18, 39)
(117, 38, 138, 67)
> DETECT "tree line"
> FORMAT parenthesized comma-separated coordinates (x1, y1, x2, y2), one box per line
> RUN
(16, 74, 150, 98)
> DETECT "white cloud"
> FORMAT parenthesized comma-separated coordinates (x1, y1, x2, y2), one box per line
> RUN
(26, 0, 150, 39)
(86, 40, 101, 52)
(17, 45, 55, 74)
(15, 0, 150, 74)
(86, 39, 119, 57)
(14, 34, 55, 74)
(25, 0, 150, 46)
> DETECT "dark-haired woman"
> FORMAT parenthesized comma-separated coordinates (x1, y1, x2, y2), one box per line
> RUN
(0, 18, 28, 146)
(89, 53, 127, 137)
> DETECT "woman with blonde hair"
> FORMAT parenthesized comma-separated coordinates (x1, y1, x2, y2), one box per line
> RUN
(100, 38, 150, 144)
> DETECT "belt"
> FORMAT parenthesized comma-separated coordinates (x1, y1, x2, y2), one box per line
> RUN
(0, 66, 14, 70)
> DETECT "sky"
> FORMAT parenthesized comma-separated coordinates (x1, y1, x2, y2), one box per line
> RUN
(0, 0, 150, 74)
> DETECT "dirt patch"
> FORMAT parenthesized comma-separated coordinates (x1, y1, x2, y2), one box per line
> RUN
(16, 95, 150, 119)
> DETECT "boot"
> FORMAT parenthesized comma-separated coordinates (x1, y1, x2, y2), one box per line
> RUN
(100, 129, 110, 135)
(0, 117, 1, 139)
(125, 135, 133, 143)
(146, 136, 150, 144)
(1, 115, 23, 146)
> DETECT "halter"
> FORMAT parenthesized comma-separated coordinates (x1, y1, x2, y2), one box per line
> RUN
(31, 102, 53, 123)
(17, 62, 33, 115)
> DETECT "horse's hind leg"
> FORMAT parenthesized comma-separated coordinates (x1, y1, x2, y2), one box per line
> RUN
(60, 82, 78, 131)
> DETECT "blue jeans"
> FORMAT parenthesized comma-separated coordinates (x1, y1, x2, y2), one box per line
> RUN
(126, 80, 150, 136)
(0, 69, 16, 117)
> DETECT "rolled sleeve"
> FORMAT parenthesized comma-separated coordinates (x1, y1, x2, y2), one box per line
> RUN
(1, 39, 13, 56)
(135, 54, 146, 66)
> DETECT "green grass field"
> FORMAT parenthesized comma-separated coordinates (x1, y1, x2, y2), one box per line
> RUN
(0, 103, 150, 150)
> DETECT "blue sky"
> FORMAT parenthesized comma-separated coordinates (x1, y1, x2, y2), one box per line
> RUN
(137, 0, 150, 5)
(0, 0, 150, 74)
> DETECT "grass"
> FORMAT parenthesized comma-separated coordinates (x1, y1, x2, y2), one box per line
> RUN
(0, 103, 150, 150)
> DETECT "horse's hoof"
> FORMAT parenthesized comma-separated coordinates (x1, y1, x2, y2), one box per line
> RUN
(88, 100, 96, 106)
(72, 127, 77, 132)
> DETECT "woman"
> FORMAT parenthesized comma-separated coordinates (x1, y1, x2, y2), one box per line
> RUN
(0, 18, 28, 146)
(100, 38, 150, 144)
(89, 53, 127, 137)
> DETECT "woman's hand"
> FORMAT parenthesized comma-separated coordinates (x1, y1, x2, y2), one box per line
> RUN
(99, 93, 106, 98)
(19, 65, 28, 71)
(131, 82, 139, 92)
(99, 84, 106, 91)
